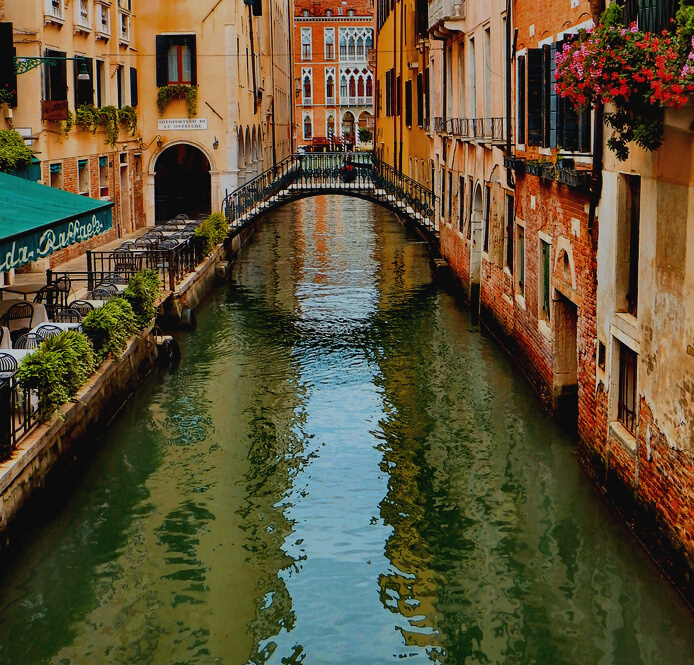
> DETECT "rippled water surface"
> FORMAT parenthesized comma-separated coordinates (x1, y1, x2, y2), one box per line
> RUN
(1, 197, 693, 665)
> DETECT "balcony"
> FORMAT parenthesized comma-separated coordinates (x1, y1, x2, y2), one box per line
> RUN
(428, 0, 466, 37)
(435, 116, 506, 143)
(119, 12, 130, 44)
(303, 97, 313, 106)
(74, 1, 91, 34)
(44, 0, 65, 26)
(326, 96, 336, 106)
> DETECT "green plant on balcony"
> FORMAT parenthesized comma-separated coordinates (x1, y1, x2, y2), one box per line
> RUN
(0, 87, 14, 105)
(156, 84, 198, 117)
(76, 104, 101, 134)
(76, 104, 138, 146)
(56, 110, 75, 140)
(118, 105, 138, 136)
(556, 2, 694, 160)
(0, 129, 34, 173)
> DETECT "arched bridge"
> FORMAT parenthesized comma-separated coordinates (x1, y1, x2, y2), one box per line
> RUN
(222, 153, 438, 239)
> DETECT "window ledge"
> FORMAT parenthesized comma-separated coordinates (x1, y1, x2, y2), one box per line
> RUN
(515, 293, 526, 310)
(538, 318, 551, 341)
(609, 421, 637, 457)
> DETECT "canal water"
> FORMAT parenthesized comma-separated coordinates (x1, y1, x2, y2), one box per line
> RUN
(0, 197, 693, 665)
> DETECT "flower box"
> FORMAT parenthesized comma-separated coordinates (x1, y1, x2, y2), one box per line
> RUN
(540, 163, 556, 181)
(503, 155, 525, 173)
(557, 167, 591, 191)
(525, 162, 543, 177)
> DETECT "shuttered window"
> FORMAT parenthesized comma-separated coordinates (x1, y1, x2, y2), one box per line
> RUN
(526, 49, 542, 146)
(416, 73, 424, 127)
(156, 35, 197, 87)
(44, 49, 67, 101)
(130, 68, 138, 107)
(517, 55, 525, 145)
(405, 79, 412, 127)
(74, 57, 94, 107)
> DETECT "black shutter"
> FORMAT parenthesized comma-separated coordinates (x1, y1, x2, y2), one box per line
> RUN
(416, 72, 423, 127)
(252, 0, 262, 16)
(155, 35, 168, 86)
(542, 44, 552, 148)
(188, 35, 197, 85)
(130, 67, 138, 106)
(517, 55, 526, 145)
(46, 49, 68, 101)
(396, 74, 401, 116)
(405, 79, 412, 127)
(0, 23, 17, 107)
(548, 43, 557, 148)
(579, 105, 591, 153)
(424, 66, 430, 121)
(526, 48, 542, 146)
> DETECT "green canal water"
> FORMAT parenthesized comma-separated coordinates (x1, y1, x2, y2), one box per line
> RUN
(0, 197, 693, 665)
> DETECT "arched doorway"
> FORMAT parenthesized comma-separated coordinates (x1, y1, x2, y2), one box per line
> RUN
(469, 183, 484, 310)
(154, 143, 211, 222)
(342, 111, 355, 150)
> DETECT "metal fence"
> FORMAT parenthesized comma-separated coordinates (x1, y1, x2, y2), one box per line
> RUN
(435, 116, 506, 142)
(0, 374, 38, 462)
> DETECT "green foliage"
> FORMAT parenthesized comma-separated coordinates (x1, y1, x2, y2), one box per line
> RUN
(123, 269, 162, 329)
(195, 212, 228, 255)
(100, 105, 120, 147)
(0, 88, 14, 105)
(359, 128, 372, 142)
(0, 130, 34, 173)
(17, 331, 94, 421)
(157, 85, 198, 117)
(76, 104, 101, 134)
(82, 297, 136, 362)
(57, 110, 75, 139)
(118, 105, 138, 136)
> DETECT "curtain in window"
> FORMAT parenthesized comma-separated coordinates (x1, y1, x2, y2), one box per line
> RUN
(168, 45, 179, 83)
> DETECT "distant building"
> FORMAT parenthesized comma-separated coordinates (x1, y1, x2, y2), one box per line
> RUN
(293, 0, 375, 152)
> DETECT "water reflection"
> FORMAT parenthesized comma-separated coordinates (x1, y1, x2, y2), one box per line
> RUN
(0, 197, 692, 665)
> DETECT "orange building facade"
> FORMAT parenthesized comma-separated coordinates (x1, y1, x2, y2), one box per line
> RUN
(293, 0, 374, 151)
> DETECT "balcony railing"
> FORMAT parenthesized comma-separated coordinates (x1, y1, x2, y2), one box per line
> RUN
(45, 0, 64, 21)
(434, 116, 506, 142)
(326, 96, 336, 105)
(428, 0, 466, 32)
(303, 97, 313, 106)
(0, 374, 38, 463)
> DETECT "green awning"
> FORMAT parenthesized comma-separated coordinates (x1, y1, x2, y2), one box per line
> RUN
(0, 171, 113, 272)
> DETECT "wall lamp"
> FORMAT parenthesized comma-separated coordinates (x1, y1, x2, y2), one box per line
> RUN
(213, 137, 219, 150)
(15, 55, 90, 79)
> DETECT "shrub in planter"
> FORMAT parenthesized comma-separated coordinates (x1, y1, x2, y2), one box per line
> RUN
(17, 330, 94, 421)
(0, 130, 34, 173)
(195, 212, 229, 255)
(123, 269, 162, 329)
(82, 297, 136, 362)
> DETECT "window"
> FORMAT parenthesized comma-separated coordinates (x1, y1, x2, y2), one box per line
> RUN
(384, 69, 394, 116)
(617, 174, 641, 316)
(302, 69, 312, 104)
(156, 35, 197, 86)
(483, 185, 491, 253)
(76, 0, 90, 28)
(517, 224, 525, 296)
(78, 159, 89, 196)
(441, 168, 446, 217)
(424, 67, 430, 123)
(130, 67, 138, 106)
(505, 194, 514, 272)
(467, 177, 473, 239)
(326, 71, 335, 103)
(540, 239, 551, 321)
(459, 176, 465, 231)
(396, 75, 401, 116)
(340, 76, 348, 100)
(303, 114, 312, 139)
(97, 3, 110, 35)
(49, 163, 62, 190)
(99, 155, 109, 197)
(405, 79, 412, 127)
(598, 341, 606, 371)
(617, 341, 638, 434)
(416, 72, 423, 127)
(325, 28, 335, 60)
(327, 114, 335, 137)
(74, 57, 94, 107)
(120, 12, 130, 42)
(523, 41, 591, 151)
(301, 27, 312, 61)
(517, 55, 526, 145)
(469, 39, 476, 118)
(116, 65, 124, 108)
(44, 49, 67, 101)
(95, 60, 105, 106)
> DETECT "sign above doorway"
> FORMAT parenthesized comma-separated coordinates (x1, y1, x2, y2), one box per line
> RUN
(157, 118, 208, 131)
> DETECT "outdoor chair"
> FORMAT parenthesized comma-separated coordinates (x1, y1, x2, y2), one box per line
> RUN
(14, 333, 42, 350)
(35, 325, 63, 341)
(101, 273, 129, 285)
(160, 224, 179, 232)
(86, 287, 112, 301)
(0, 353, 18, 378)
(95, 283, 118, 295)
(120, 241, 137, 250)
(55, 308, 82, 323)
(183, 223, 199, 232)
(68, 300, 95, 317)
(174, 214, 189, 221)
(135, 237, 158, 249)
(2, 302, 35, 342)
(34, 285, 59, 319)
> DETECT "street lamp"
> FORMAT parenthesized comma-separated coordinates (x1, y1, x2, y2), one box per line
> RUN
(14, 55, 90, 79)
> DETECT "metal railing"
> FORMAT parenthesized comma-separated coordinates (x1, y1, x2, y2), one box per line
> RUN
(434, 116, 506, 142)
(222, 152, 437, 234)
(0, 374, 38, 462)
(50, 235, 204, 294)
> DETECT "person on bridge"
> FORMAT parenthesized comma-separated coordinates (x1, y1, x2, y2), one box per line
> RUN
(340, 154, 357, 184)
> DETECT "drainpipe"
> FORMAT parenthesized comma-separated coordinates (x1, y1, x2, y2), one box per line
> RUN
(505, 0, 514, 188)
(399, 0, 405, 173)
(588, 0, 605, 240)
(288, 0, 295, 154)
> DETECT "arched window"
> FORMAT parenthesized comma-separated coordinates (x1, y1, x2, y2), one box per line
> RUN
(326, 75, 335, 101)
(339, 34, 347, 57)
(327, 115, 335, 137)
(348, 37, 356, 58)
(340, 76, 348, 98)
(303, 75, 312, 101)
(357, 77, 364, 97)
(304, 114, 312, 139)
(301, 28, 312, 61)
(356, 36, 364, 58)
(366, 76, 373, 97)
(349, 76, 356, 97)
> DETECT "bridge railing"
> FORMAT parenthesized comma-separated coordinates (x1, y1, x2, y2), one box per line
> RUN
(222, 152, 436, 233)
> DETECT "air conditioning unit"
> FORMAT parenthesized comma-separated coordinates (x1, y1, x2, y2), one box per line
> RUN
(408, 61, 419, 70)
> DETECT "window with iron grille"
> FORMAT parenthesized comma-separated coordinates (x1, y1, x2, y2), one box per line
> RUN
(617, 341, 637, 434)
